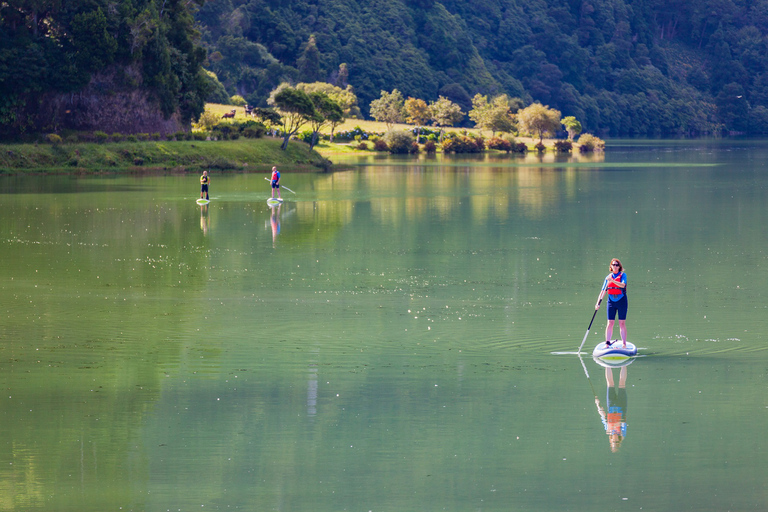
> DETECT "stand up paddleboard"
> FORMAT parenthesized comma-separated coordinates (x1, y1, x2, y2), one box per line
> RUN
(196, 198, 210, 205)
(267, 197, 284, 206)
(592, 340, 637, 358)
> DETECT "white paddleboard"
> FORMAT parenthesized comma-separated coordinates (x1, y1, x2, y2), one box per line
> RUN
(267, 198, 284, 206)
(196, 198, 210, 205)
(593, 340, 637, 358)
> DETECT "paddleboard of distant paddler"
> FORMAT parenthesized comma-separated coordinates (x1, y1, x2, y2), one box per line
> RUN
(196, 198, 210, 205)
(593, 340, 637, 358)
(267, 198, 284, 206)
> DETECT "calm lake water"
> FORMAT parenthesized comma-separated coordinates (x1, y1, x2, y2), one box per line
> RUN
(1, 139, 768, 511)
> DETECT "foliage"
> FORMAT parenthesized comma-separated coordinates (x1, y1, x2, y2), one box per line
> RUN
(561, 116, 582, 140)
(487, 137, 512, 152)
(230, 95, 247, 106)
(251, 108, 282, 127)
(370, 89, 405, 128)
(517, 103, 562, 142)
(383, 130, 415, 154)
(297, 82, 360, 133)
(196, 111, 221, 132)
(442, 135, 483, 153)
(306, 91, 344, 149)
(430, 96, 464, 140)
(46, 134, 63, 145)
(202, 70, 230, 104)
(373, 139, 389, 151)
(513, 142, 528, 154)
(577, 133, 605, 152)
(269, 85, 317, 150)
(424, 140, 437, 154)
(469, 94, 517, 135)
(553, 140, 573, 153)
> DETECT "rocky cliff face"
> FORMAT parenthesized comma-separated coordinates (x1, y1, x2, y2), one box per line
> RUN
(36, 65, 184, 135)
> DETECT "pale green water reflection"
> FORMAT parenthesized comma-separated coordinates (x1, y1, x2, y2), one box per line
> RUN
(1, 140, 768, 511)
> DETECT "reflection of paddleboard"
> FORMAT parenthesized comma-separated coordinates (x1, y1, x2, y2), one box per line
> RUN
(196, 198, 210, 205)
(593, 340, 637, 358)
(267, 198, 284, 206)
(593, 355, 636, 369)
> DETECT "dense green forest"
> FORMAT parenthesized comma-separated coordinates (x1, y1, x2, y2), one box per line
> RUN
(198, 0, 768, 136)
(4, 0, 768, 137)
(0, 0, 210, 137)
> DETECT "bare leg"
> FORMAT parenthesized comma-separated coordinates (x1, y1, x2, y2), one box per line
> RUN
(619, 366, 627, 388)
(605, 319, 615, 345)
(618, 319, 627, 346)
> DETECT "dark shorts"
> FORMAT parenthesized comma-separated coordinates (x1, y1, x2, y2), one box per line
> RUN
(607, 295, 628, 320)
(201, 184, 208, 193)
(271, 180, 279, 189)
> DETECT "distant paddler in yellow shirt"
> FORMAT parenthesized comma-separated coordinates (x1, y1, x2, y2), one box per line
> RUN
(200, 170, 210, 200)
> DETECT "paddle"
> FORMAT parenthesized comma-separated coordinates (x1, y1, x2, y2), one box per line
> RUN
(264, 176, 296, 194)
(577, 284, 607, 354)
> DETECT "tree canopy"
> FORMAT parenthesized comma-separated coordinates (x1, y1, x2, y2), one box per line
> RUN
(369, 89, 405, 129)
(517, 103, 562, 143)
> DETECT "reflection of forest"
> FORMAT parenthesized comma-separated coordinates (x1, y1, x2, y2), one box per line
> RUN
(0, 188, 214, 509)
(305, 161, 594, 228)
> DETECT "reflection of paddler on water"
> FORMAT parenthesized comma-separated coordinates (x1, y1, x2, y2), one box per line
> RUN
(595, 365, 628, 452)
(270, 203, 281, 245)
(199, 203, 209, 235)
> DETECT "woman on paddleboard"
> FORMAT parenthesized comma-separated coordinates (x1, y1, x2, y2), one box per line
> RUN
(200, 170, 210, 200)
(595, 258, 628, 348)
(270, 166, 281, 200)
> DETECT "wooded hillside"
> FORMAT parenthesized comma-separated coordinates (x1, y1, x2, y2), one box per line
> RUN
(198, 0, 768, 136)
(0, 0, 210, 138)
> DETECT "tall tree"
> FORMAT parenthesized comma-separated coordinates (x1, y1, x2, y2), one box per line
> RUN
(469, 94, 515, 135)
(404, 97, 430, 141)
(429, 96, 464, 141)
(561, 116, 583, 140)
(369, 89, 405, 129)
(517, 103, 562, 143)
(269, 84, 317, 150)
(307, 91, 343, 150)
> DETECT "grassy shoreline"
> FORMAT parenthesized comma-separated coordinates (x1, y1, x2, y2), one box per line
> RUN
(0, 137, 330, 175)
(1, 114, 596, 174)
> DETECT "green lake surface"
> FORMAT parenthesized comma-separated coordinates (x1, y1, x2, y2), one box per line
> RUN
(1, 139, 767, 511)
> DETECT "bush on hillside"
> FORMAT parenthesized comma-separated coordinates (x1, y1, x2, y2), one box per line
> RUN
(46, 133, 63, 145)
